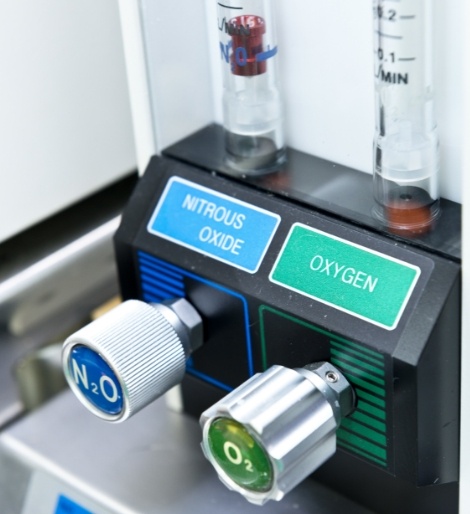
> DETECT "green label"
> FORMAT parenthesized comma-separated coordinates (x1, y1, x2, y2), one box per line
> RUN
(270, 224, 420, 330)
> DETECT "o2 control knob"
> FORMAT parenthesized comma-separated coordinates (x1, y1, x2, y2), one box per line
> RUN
(200, 362, 355, 505)
(62, 298, 202, 422)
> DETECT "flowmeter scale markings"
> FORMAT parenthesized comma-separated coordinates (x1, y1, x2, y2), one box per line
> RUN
(270, 223, 420, 330)
(147, 177, 280, 273)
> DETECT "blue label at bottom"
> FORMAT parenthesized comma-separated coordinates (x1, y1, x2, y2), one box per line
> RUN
(55, 495, 94, 514)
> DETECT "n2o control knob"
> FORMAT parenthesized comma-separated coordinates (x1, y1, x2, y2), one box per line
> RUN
(62, 298, 202, 422)
(200, 362, 355, 505)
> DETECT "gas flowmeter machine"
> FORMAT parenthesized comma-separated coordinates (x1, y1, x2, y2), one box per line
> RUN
(62, 127, 460, 514)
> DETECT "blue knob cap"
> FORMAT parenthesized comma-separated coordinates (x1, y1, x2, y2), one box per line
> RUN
(68, 345, 123, 416)
(62, 299, 202, 422)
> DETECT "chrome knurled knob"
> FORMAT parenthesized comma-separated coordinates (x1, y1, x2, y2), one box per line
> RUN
(62, 298, 202, 422)
(200, 362, 355, 505)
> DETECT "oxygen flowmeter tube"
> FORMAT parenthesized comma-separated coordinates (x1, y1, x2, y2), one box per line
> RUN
(372, 0, 440, 235)
(216, 0, 285, 174)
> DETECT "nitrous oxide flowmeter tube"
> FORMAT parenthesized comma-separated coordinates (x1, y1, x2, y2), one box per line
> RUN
(372, 0, 440, 235)
(216, 0, 286, 174)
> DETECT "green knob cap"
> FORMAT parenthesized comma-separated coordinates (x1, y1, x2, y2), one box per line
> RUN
(200, 364, 355, 504)
(206, 418, 273, 492)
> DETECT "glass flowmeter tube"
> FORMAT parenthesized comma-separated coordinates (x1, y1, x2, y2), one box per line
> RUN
(372, 0, 440, 235)
(216, 0, 286, 174)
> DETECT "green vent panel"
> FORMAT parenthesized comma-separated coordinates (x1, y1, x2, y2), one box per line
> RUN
(330, 339, 388, 467)
(259, 305, 390, 470)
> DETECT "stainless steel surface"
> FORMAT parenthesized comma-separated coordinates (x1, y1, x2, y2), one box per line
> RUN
(0, 390, 373, 514)
(0, 217, 120, 336)
(0, 173, 137, 428)
(0, 328, 76, 428)
(0, 332, 38, 427)
(200, 364, 354, 505)
(13, 343, 66, 412)
(0, 173, 137, 339)
(62, 299, 202, 422)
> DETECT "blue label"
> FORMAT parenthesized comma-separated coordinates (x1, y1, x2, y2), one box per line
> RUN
(147, 177, 280, 273)
(55, 495, 94, 514)
(68, 346, 123, 416)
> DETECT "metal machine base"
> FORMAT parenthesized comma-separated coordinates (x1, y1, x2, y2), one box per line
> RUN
(0, 391, 372, 514)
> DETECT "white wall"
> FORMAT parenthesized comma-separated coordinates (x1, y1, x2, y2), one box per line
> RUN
(0, 0, 136, 242)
